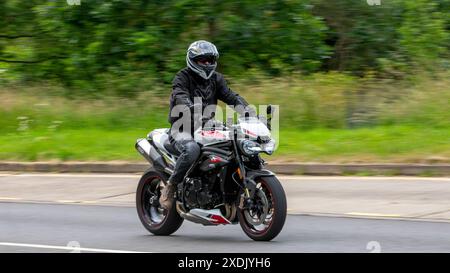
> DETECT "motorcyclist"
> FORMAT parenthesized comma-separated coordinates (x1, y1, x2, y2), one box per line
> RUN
(159, 40, 254, 210)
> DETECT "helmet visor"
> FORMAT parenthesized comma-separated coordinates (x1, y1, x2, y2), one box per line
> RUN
(194, 55, 217, 65)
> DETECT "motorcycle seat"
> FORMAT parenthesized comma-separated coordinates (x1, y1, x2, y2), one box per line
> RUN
(163, 137, 181, 156)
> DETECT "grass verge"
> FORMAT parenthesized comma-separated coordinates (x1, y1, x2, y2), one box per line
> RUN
(0, 126, 447, 163)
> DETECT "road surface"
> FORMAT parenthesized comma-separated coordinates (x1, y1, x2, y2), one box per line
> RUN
(1, 202, 450, 253)
(0, 173, 450, 252)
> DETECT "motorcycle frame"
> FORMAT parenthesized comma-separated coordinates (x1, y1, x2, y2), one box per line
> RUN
(136, 124, 276, 213)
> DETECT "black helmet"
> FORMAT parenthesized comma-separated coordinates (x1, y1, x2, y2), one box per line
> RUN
(186, 40, 219, 80)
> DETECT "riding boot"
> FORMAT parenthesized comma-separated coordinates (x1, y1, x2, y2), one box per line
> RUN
(159, 182, 176, 210)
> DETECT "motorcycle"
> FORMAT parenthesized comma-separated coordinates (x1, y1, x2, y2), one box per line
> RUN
(135, 106, 286, 241)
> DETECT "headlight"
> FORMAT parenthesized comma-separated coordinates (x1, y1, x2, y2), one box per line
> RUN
(262, 140, 276, 155)
(240, 140, 262, 155)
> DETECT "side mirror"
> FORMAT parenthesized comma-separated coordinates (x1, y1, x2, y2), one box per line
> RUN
(266, 105, 273, 130)
(267, 104, 273, 115)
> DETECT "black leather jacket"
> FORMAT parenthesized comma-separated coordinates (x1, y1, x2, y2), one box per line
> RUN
(168, 67, 253, 126)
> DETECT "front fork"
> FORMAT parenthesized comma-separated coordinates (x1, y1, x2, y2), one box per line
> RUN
(231, 129, 265, 209)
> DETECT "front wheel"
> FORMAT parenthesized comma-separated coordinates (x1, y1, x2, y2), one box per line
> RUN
(136, 168, 183, 235)
(238, 176, 287, 241)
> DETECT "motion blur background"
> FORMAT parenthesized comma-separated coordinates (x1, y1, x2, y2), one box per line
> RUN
(0, 0, 448, 163)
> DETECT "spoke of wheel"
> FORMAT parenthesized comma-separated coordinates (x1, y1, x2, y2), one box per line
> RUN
(147, 187, 155, 198)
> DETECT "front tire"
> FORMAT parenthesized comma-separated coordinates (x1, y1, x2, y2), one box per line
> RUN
(238, 176, 287, 241)
(136, 168, 183, 235)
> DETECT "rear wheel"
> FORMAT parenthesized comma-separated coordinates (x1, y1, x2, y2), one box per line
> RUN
(238, 176, 287, 241)
(136, 168, 183, 235)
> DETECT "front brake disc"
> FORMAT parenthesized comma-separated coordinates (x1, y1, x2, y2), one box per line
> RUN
(244, 188, 269, 226)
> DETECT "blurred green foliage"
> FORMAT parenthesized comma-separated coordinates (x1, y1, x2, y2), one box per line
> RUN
(1, 71, 448, 132)
(313, 0, 449, 75)
(0, 0, 449, 164)
(1, 78, 449, 162)
(0, 71, 448, 162)
(1, 0, 449, 97)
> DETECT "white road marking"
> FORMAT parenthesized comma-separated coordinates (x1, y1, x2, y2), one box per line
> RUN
(8, 173, 141, 178)
(346, 212, 402, 218)
(79, 200, 100, 204)
(278, 176, 450, 181)
(0, 197, 21, 200)
(0, 242, 150, 253)
(56, 200, 80, 203)
(1, 173, 448, 181)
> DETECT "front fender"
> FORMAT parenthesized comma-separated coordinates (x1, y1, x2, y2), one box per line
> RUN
(246, 169, 276, 180)
(244, 169, 276, 198)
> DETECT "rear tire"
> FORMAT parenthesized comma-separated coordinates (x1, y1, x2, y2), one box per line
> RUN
(136, 168, 183, 235)
(238, 175, 287, 241)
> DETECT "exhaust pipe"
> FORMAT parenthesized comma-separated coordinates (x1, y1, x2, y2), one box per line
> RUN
(135, 138, 168, 174)
(179, 211, 214, 226)
(177, 206, 231, 226)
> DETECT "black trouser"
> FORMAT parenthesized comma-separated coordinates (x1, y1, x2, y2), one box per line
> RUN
(168, 131, 201, 185)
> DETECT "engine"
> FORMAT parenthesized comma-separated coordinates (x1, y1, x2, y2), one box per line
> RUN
(184, 177, 221, 210)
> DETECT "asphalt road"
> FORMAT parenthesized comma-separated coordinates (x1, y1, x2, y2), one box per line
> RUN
(1, 174, 450, 220)
(1, 202, 450, 253)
